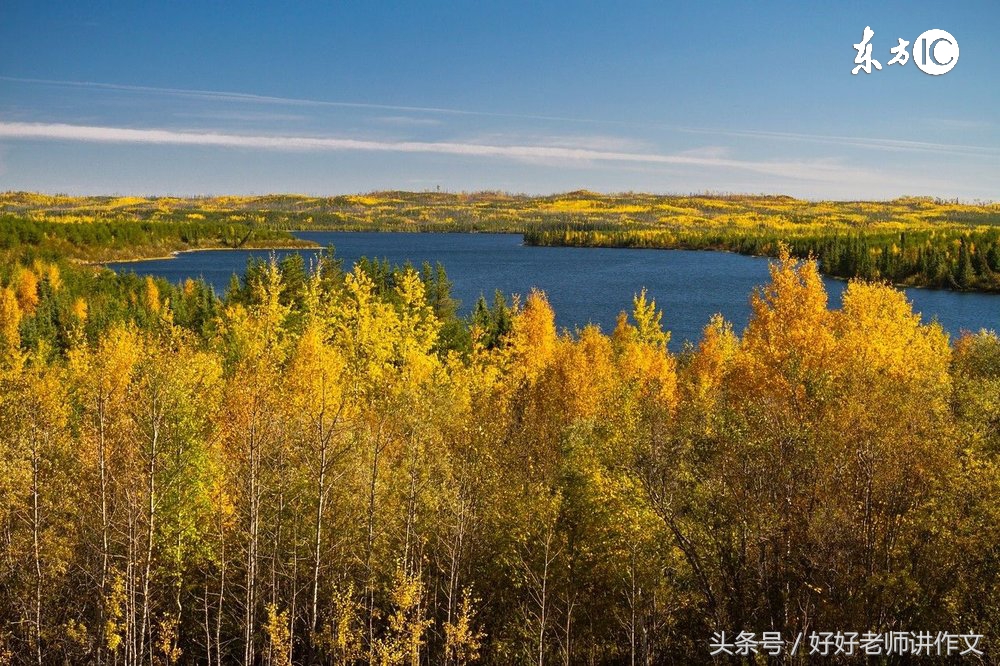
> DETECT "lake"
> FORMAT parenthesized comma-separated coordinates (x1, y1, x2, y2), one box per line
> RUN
(107, 231, 1000, 350)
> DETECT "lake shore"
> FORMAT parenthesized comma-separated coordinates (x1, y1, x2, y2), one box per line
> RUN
(88, 239, 320, 265)
(105, 230, 1000, 347)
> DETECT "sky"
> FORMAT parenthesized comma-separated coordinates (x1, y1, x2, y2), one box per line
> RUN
(0, 1, 997, 199)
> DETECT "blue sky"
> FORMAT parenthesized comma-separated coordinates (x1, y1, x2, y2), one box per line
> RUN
(0, 1, 997, 199)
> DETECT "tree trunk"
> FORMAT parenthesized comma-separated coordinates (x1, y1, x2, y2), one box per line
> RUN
(30, 428, 43, 666)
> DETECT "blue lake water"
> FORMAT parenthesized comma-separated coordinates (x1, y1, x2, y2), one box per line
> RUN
(106, 232, 1000, 350)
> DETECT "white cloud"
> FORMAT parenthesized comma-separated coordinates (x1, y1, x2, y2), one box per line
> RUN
(0, 76, 598, 124)
(372, 116, 444, 126)
(926, 118, 993, 131)
(525, 134, 653, 153)
(172, 110, 308, 122)
(681, 127, 997, 158)
(675, 145, 732, 159)
(7, 77, 989, 162)
(0, 121, 877, 184)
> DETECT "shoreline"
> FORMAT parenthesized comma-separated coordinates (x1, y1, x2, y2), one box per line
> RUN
(523, 240, 999, 296)
(94, 241, 321, 265)
(97, 230, 1000, 297)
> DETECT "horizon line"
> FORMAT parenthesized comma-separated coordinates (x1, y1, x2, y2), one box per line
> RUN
(2, 187, 995, 205)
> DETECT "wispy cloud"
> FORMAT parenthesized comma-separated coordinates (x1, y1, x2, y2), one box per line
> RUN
(372, 116, 444, 127)
(3, 76, 991, 162)
(681, 127, 997, 158)
(172, 110, 308, 123)
(530, 134, 654, 153)
(462, 132, 654, 153)
(0, 75, 606, 124)
(927, 118, 993, 131)
(0, 120, 875, 183)
(675, 145, 732, 159)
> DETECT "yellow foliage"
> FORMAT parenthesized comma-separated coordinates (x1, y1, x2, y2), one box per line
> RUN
(630, 288, 670, 348)
(334, 267, 399, 386)
(346, 195, 381, 206)
(45, 263, 62, 292)
(614, 331, 678, 412)
(837, 281, 950, 389)
(0, 287, 22, 356)
(144, 276, 161, 314)
(683, 314, 738, 418)
(509, 290, 557, 379)
(263, 605, 292, 666)
(71, 297, 88, 323)
(317, 583, 364, 665)
(741, 245, 836, 388)
(550, 326, 613, 420)
(14, 268, 38, 313)
(373, 568, 432, 666)
(443, 588, 484, 665)
(156, 616, 182, 665)
(394, 268, 441, 381)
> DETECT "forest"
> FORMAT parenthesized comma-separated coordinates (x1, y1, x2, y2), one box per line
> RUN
(0, 213, 309, 264)
(4, 190, 1000, 291)
(524, 226, 1000, 292)
(1, 220, 1000, 663)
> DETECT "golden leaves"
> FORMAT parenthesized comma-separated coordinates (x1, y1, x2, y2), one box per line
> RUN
(13, 268, 38, 314)
(508, 290, 557, 380)
(0, 287, 22, 361)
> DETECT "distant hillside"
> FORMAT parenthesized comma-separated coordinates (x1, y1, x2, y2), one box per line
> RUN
(3, 191, 1000, 289)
